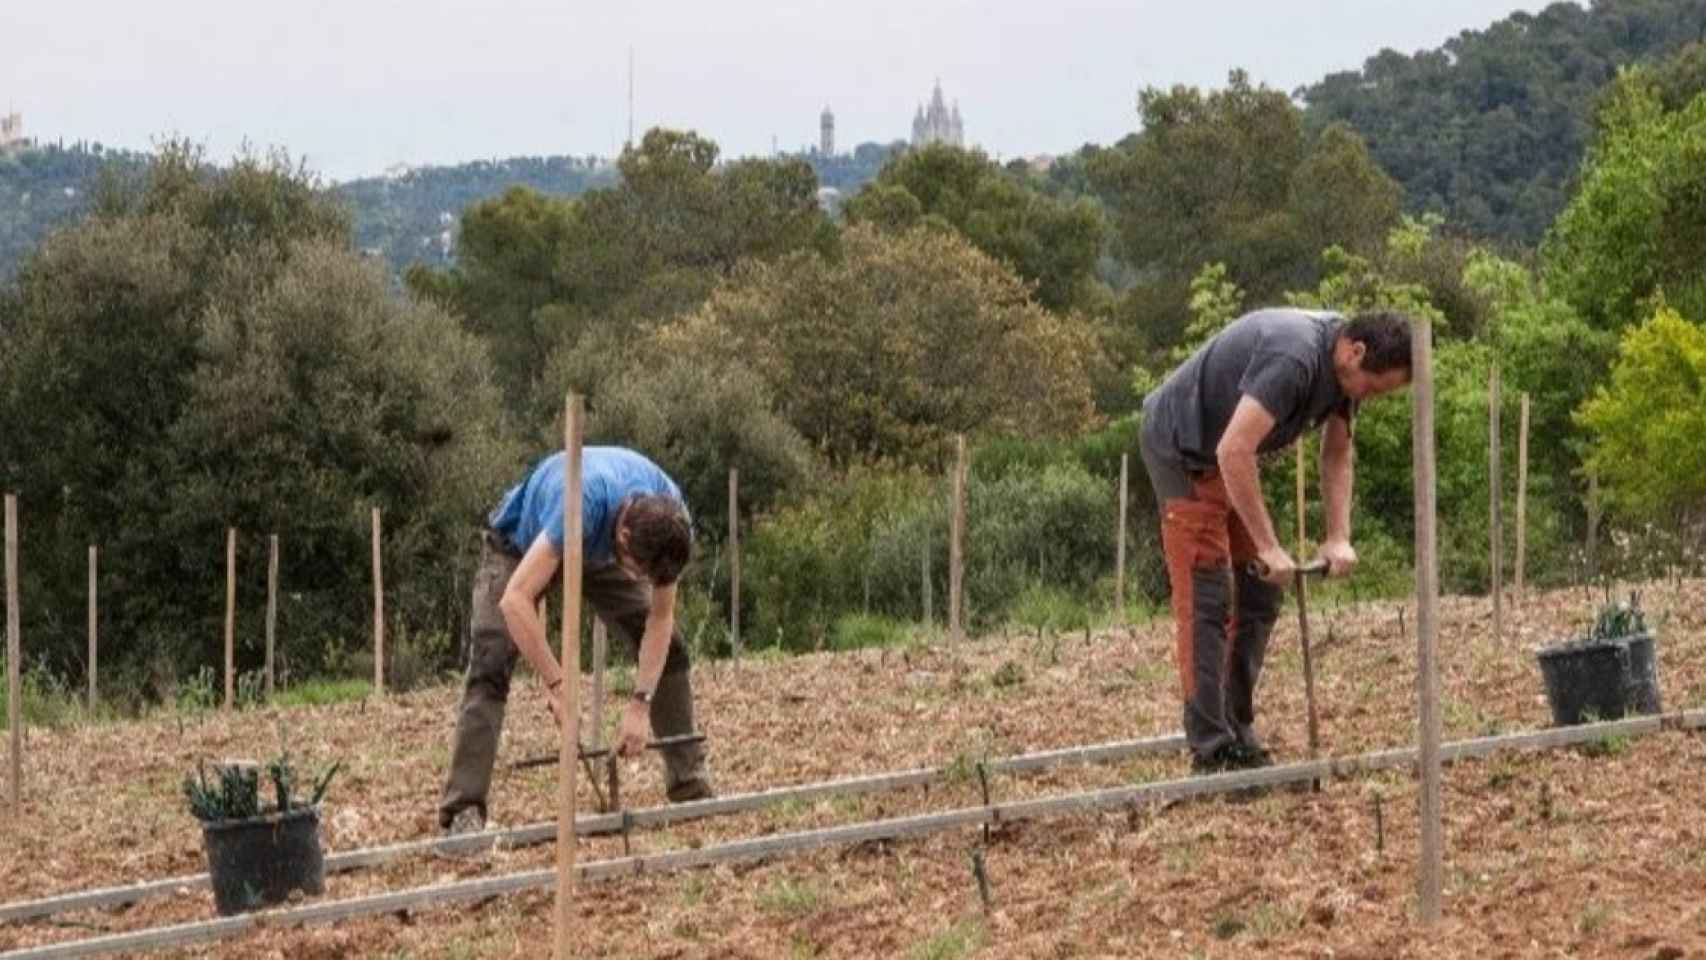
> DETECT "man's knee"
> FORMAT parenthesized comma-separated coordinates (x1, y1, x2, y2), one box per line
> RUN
(465, 633, 518, 701)
(1235, 574, 1283, 625)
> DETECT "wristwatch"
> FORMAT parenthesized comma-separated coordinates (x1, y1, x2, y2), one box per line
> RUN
(631, 688, 653, 705)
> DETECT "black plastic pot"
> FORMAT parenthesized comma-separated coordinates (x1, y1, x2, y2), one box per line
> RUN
(1536, 633, 1662, 726)
(201, 805, 325, 915)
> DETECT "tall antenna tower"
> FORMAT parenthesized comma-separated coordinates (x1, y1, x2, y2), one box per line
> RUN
(627, 47, 634, 149)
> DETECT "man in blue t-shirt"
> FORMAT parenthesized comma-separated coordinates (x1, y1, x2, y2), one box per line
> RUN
(439, 447, 711, 837)
(1140, 309, 1412, 774)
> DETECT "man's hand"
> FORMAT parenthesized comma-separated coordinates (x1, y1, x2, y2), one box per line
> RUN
(1253, 545, 1297, 586)
(544, 688, 567, 729)
(1319, 538, 1358, 578)
(617, 700, 651, 758)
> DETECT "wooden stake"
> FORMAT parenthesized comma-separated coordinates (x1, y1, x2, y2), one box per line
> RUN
(1516, 393, 1529, 606)
(949, 435, 966, 644)
(223, 528, 235, 712)
(554, 395, 586, 960)
(1296, 442, 1307, 558)
(371, 508, 384, 696)
(6, 495, 19, 810)
(1489, 366, 1502, 643)
(1413, 316, 1443, 925)
(87, 546, 97, 710)
(1115, 454, 1128, 621)
(921, 533, 932, 627)
(590, 619, 607, 751)
(1586, 470, 1600, 582)
(265, 535, 278, 699)
(728, 468, 740, 660)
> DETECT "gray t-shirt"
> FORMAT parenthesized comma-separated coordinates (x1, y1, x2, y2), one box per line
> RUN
(1142, 308, 1355, 471)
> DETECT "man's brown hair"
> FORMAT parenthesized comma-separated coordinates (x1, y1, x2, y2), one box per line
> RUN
(1344, 310, 1413, 374)
(620, 495, 692, 585)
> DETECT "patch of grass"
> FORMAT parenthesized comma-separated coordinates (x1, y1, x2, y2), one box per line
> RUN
(1162, 839, 1200, 873)
(830, 793, 866, 818)
(0, 657, 85, 729)
(759, 877, 823, 917)
(1578, 901, 1611, 934)
(788, 933, 823, 959)
(1578, 730, 1631, 758)
(1211, 913, 1246, 940)
(174, 665, 221, 714)
(990, 659, 1025, 689)
(270, 678, 372, 708)
(679, 874, 708, 907)
(1010, 583, 1092, 633)
(829, 613, 913, 652)
(910, 918, 986, 960)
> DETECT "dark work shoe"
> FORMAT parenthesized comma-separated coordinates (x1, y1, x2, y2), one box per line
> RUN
(667, 778, 715, 803)
(1189, 744, 1240, 775)
(1229, 743, 1273, 770)
(436, 807, 492, 859)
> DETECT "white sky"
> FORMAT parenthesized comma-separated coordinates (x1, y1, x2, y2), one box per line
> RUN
(2, 0, 1556, 183)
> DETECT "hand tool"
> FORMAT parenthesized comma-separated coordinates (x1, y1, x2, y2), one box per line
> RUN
(1248, 558, 1330, 789)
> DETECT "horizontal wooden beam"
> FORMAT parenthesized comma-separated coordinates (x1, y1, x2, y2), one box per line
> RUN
(5, 711, 1700, 959)
(0, 733, 1186, 925)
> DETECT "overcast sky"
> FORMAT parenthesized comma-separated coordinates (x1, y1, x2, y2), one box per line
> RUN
(3, 0, 1556, 183)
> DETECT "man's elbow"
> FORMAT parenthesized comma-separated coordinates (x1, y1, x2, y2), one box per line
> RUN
(497, 589, 532, 623)
(1215, 440, 1256, 470)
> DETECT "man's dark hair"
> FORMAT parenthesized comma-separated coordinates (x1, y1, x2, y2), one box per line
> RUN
(620, 495, 692, 586)
(1343, 311, 1413, 374)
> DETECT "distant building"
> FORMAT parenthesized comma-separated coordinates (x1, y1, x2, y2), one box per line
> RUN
(910, 81, 964, 148)
(820, 106, 835, 157)
(0, 112, 24, 152)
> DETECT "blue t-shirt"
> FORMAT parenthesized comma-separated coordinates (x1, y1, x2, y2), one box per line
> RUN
(488, 447, 687, 566)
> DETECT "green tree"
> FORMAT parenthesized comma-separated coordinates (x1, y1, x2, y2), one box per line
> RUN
(1545, 67, 1706, 330)
(1576, 307, 1706, 525)
(657, 223, 1100, 468)
(0, 143, 514, 693)
(409, 128, 831, 421)
(1090, 71, 1400, 354)
(844, 143, 1107, 313)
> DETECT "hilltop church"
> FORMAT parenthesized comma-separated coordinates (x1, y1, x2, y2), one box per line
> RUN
(911, 81, 964, 148)
(0, 112, 24, 152)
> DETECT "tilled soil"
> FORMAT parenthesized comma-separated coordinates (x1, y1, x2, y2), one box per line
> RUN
(2, 578, 1703, 958)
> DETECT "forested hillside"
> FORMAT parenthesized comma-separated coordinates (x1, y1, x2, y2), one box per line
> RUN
(1301, 0, 1706, 244)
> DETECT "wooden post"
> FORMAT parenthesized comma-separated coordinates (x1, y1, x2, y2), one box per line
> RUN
(948, 435, 966, 644)
(921, 534, 932, 627)
(728, 468, 740, 660)
(1114, 454, 1128, 620)
(1516, 393, 1529, 606)
(1296, 442, 1307, 558)
(6, 495, 19, 809)
(224, 528, 236, 712)
(1488, 366, 1502, 643)
(554, 395, 586, 960)
(265, 535, 278, 699)
(1586, 470, 1600, 581)
(371, 508, 384, 696)
(1413, 317, 1443, 925)
(87, 546, 97, 710)
(590, 619, 607, 751)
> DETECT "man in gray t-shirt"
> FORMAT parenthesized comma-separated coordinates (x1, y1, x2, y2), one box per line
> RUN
(1139, 308, 1412, 772)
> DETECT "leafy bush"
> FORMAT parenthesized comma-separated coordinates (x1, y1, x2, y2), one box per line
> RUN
(828, 614, 913, 652)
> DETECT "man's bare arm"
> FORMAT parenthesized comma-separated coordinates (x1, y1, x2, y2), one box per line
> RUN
(497, 535, 565, 688)
(1216, 396, 1295, 585)
(1317, 412, 1359, 576)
